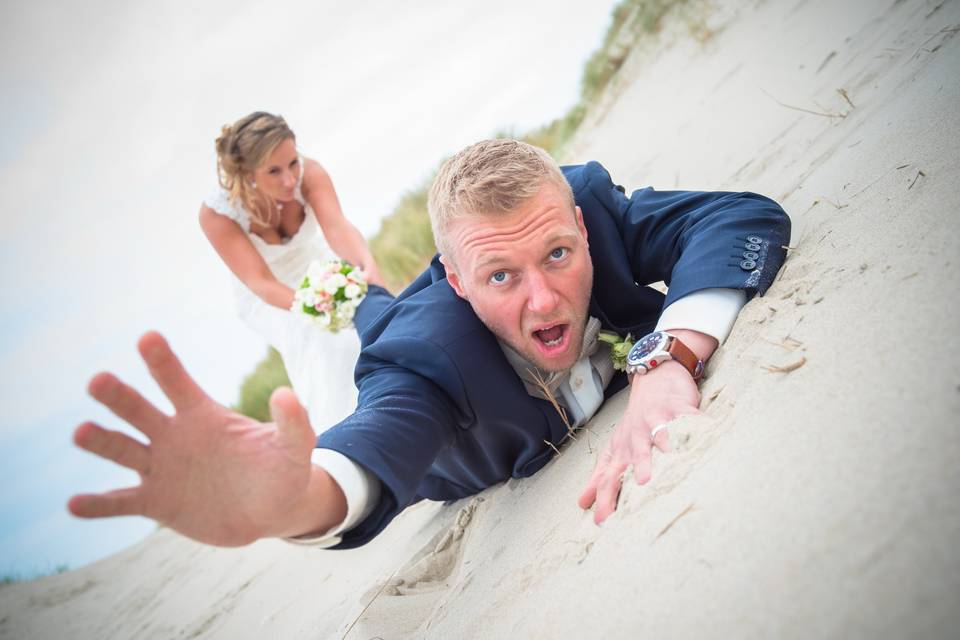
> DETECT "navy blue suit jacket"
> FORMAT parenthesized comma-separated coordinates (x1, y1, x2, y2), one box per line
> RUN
(317, 162, 790, 548)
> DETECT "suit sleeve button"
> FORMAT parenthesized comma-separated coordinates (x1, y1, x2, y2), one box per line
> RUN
(743, 251, 759, 260)
(745, 243, 761, 251)
(747, 235, 762, 244)
(740, 259, 757, 270)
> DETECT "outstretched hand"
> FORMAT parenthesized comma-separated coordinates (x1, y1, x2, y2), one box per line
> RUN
(68, 332, 345, 546)
(577, 360, 702, 524)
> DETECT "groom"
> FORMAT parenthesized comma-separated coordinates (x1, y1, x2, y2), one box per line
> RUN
(70, 140, 790, 549)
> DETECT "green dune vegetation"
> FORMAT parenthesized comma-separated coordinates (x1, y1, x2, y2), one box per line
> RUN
(235, 0, 694, 418)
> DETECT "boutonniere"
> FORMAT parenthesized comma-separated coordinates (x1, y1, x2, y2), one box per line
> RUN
(598, 331, 634, 372)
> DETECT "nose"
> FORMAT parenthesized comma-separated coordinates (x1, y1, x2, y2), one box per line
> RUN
(280, 171, 297, 189)
(526, 269, 559, 315)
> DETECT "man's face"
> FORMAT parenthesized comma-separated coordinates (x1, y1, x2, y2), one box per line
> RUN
(441, 181, 593, 372)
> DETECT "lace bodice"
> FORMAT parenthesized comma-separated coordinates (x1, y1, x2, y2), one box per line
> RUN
(203, 189, 255, 233)
(202, 173, 335, 291)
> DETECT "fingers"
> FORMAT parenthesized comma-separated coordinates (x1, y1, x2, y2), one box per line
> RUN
(577, 471, 601, 511)
(580, 448, 647, 524)
(651, 433, 671, 453)
(577, 447, 612, 510)
(74, 421, 151, 474)
(88, 373, 167, 439)
(650, 408, 700, 453)
(68, 487, 145, 519)
(631, 431, 654, 485)
(270, 387, 316, 451)
(138, 331, 209, 412)
(592, 460, 629, 524)
(580, 409, 701, 523)
(650, 425, 672, 454)
(578, 445, 629, 525)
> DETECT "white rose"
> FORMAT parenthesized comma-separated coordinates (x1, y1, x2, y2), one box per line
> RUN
(323, 273, 348, 294)
(298, 288, 318, 308)
(339, 301, 356, 321)
(344, 283, 362, 299)
(317, 312, 332, 326)
(322, 278, 338, 295)
(306, 261, 327, 283)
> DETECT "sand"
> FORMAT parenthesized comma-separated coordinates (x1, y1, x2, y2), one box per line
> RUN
(2, 0, 958, 637)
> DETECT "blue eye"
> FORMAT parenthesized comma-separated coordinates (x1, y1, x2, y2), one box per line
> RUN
(489, 271, 511, 285)
(549, 247, 568, 260)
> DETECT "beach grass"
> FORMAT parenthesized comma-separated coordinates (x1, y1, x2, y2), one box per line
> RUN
(234, 348, 291, 422)
(1, 564, 69, 586)
(368, 183, 436, 293)
(234, 0, 689, 420)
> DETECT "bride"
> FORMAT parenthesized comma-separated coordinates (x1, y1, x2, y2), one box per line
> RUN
(200, 111, 385, 428)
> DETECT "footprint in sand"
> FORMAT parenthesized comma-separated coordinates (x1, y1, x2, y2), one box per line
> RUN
(340, 499, 483, 638)
(385, 498, 480, 596)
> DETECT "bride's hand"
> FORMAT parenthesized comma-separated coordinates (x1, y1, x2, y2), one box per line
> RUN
(68, 332, 346, 546)
(358, 263, 386, 289)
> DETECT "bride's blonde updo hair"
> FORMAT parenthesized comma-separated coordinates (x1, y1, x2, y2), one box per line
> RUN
(215, 111, 295, 227)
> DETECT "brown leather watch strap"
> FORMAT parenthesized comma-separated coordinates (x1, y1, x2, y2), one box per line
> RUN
(666, 334, 704, 380)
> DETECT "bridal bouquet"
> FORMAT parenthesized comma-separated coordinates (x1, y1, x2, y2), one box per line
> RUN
(291, 260, 368, 332)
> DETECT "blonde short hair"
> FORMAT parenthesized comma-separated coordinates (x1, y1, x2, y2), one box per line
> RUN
(214, 111, 295, 227)
(428, 139, 575, 256)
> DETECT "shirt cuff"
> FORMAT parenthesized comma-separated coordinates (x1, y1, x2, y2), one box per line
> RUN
(655, 288, 747, 344)
(284, 448, 380, 548)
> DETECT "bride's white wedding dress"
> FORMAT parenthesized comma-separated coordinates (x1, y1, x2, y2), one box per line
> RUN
(204, 181, 360, 430)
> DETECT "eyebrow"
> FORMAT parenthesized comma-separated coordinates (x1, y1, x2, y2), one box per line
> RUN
(473, 229, 580, 271)
(266, 157, 298, 171)
(475, 253, 509, 271)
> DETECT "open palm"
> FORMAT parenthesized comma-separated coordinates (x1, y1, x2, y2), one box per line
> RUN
(69, 332, 325, 546)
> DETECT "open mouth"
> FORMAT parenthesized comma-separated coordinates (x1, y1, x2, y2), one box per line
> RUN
(532, 323, 569, 354)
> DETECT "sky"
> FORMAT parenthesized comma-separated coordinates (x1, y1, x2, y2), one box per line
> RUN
(0, 0, 619, 576)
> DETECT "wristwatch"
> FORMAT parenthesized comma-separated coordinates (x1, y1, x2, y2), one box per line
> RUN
(625, 331, 704, 380)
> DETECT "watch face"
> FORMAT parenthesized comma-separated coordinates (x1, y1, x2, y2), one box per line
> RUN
(627, 331, 668, 365)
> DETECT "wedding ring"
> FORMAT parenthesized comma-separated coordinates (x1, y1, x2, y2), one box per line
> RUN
(650, 423, 670, 442)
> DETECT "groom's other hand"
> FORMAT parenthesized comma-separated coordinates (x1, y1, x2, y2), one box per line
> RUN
(68, 331, 346, 546)
(577, 328, 716, 523)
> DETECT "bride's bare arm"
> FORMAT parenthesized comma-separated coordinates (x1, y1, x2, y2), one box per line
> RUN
(199, 206, 295, 310)
(300, 159, 385, 287)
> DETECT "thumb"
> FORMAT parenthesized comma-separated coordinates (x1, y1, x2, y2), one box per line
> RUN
(269, 387, 316, 449)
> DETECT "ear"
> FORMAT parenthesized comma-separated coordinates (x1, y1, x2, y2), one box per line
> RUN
(439, 254, 468, 299)
(575, 205, 588, 245)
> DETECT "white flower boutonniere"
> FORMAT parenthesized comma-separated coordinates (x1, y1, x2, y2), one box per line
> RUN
(598, 331, 634, 372)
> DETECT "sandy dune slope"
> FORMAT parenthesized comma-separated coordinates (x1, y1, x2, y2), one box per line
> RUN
(2, 0, 958, 637)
